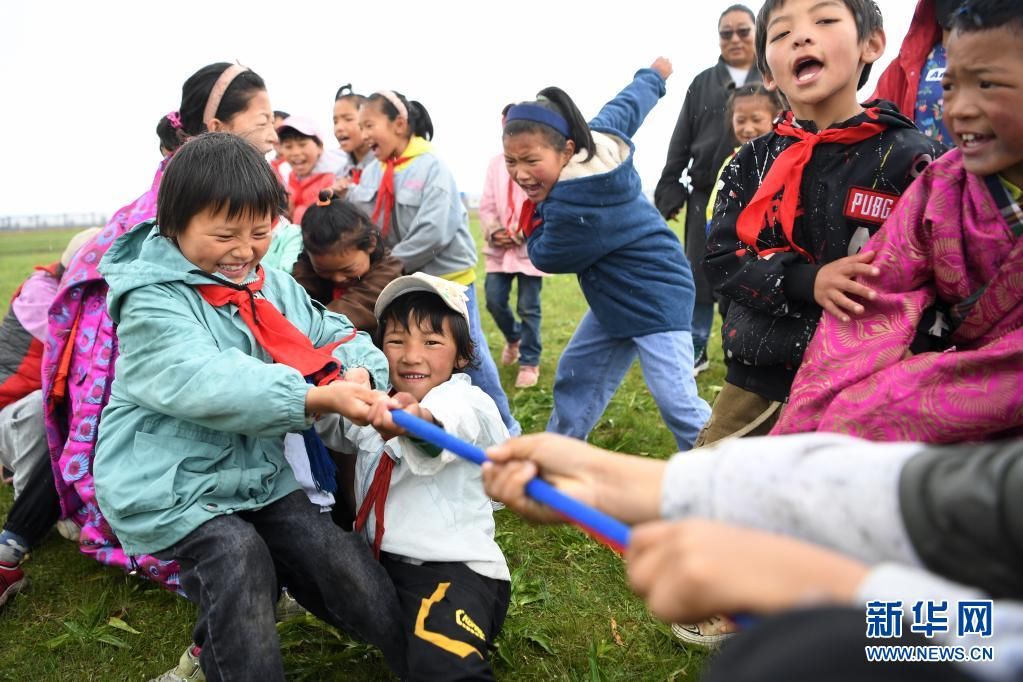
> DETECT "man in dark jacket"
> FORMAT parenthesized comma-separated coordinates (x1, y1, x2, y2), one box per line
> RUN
(654, 4, 761, 370)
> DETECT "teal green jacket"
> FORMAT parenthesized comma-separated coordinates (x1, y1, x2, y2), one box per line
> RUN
(93, 221, 389, 555)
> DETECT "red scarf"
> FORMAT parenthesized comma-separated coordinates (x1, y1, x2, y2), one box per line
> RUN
(350, 167, 363, 185)
(196, 267, 352, 384)
(372, 155, 412, 238)
(736, 109, 886, 259)
(354, 454, 394, 559)
(518, 199, 542, 239)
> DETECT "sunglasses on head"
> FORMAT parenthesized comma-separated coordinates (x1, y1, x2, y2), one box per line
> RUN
(719, 27, 752, 40)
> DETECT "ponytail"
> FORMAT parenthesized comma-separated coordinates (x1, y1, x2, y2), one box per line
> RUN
(366, 91, 434, 141)
(504, 86, 595, 162)
(302, 189, 384, 262)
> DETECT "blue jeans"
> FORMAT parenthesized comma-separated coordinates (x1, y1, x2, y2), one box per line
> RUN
(547, 311, 711, 450)
(484, 273, 542, 366)
(691, 301, 714, 356)
(464, 283, 521, 435)
(155, 491, 407, 681)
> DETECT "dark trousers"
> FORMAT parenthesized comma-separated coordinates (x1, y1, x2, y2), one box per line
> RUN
(484, 272, 543, 366)
(4, 459, 59, 546)
(381, 556, 510, 681)
(155, 491, 407, 682)
(703, 607, 978, 682)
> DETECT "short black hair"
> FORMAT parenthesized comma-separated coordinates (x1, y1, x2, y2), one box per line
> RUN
(950, 0, 1023, 35)
(364, 91, 434, 141)
(376, 291, 476, 372)
(503, 87, 596, 163)
(277, 126, 322, 146)
(302, 190, 384, 262)
(755, 0, 883, 90)
(156, 132, 287, 238)
(273, 110, 290, 120)
(719, 4, 756, 24)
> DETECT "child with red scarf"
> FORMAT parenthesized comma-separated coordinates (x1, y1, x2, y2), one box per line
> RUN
(277, 114, 346, 224)
(348, 90, 519, 436)
(701, 0, 946, 446)
(91, 133, 406, 679)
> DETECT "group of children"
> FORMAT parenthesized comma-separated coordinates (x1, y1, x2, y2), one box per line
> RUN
(2, 0, 1023, 679)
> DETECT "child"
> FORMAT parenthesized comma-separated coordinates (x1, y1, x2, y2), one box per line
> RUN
(480, 106, 546, 389)
(92, 132, 405, 679)
(332, 85, 374, 186)
(277, 114, 346, 224)
(502, 58, 711, 450)
(701, 0, 947, 445)
(349, 90, 520, 435)
(270, 109, 292, 185)
(0, 229, 97, 610)
(705, 84, 785, 230)
(43, 61, 281, 594)
(774, 0, 1023, 443)
(317, 272, 510, 680)
(292, 189, 403, 332)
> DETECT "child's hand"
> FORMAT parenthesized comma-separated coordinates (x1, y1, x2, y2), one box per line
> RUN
(812, 250, 879, 322)
(482, 433, 602, 524)
(330, 177, 351, 198)
(625, 520, 868, 624)
(651, 57, 673, 80)
(306, 381, 380, 425)
(490, 229, 516, 248)
(344, 367, 372, 388)
(367, 392, 433, 441)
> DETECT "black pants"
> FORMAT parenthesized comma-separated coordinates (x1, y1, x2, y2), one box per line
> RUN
(381, 556, 510, 682)
(4, 459, 59, 546)
(703, 606, 979, 682)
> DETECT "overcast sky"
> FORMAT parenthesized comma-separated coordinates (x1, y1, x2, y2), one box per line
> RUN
(0, 0, 916, 217)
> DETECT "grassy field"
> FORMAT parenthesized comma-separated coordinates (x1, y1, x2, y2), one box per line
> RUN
(0, 221, 725, 681)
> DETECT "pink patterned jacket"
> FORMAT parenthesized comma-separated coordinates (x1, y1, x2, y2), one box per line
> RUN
(773, 149, 1023, 443)
(42, 159, 181, 592)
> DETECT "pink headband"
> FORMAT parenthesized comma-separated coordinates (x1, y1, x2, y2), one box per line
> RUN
(203, 64, 250, 127)
(166, 111, 182, 130)
(374, 90, 408, 120)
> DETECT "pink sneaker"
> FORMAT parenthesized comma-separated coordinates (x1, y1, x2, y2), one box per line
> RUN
(515, 365, 540, 388)
(501, 340, 521, 366)
(0, 561, 26, 611)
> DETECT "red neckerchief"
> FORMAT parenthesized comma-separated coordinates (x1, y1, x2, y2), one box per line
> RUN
(372, 154, 412, 238)
(332, 284, 348, 301)
(195, 266, 353, 384)
(518, 199, 542, 238)
(350, 168, 363, 185)
(736, 109, 886, 259)
(354, 453, 394, 560)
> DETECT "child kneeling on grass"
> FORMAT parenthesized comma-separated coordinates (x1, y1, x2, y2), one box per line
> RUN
(318, 272, 511, 681)
(92, 132, 406, 681)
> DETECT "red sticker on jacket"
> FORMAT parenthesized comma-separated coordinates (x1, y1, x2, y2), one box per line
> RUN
(844, 187, 898, 225)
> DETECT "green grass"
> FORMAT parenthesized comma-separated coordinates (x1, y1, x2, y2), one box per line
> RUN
(0, 219, 725, 680)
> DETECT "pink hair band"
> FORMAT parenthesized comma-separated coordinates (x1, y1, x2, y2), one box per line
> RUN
(203, 64, 249, 127)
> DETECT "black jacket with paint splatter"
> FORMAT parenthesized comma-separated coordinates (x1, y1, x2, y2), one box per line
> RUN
(705, 101, 947, 402)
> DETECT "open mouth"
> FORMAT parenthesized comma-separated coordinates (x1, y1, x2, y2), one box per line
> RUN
(794, 57, 824, 83)
(217, 262, 249, 279)
(958, 132, 993, 149)
(400, 372, 429, 381)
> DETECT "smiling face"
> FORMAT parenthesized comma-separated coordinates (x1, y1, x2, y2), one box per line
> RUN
(281, 135, 323, 178)
(503, 131, 575, 203)
(213, 90, 279, 155)
(762, 0, 884, 127)
(732, 94, 779, 144)
(175, 207, 272, 283)
(309, 246, 372, 287)
(943, 26, 1023, 187)
(381, 314, 461, 401)
(359, 100, 409, 161)
(334, 98, 370, 160)
(719, 10, 756, 69)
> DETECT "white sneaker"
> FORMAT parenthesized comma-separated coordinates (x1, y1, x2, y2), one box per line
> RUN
(671, 615, 736, 649)
(150, 645, 204, 682)
(55, 519, 81, 543)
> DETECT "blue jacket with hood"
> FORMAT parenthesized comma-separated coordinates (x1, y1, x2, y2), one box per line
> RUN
(527, 68, 695, 339)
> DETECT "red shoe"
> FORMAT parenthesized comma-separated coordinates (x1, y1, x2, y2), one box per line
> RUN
(0, 561, 26, 610)
(501, 340, 521, 366)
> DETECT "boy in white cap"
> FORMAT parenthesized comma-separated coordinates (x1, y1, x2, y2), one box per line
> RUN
(1, 227, 100, 609)
(317, 272, 511, 680)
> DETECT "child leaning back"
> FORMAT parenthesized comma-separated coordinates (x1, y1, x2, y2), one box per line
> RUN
(700, 0, 947, 446)
(91, 132, 406, 680)
(503, 58, 711, 450)
(318, 272, 511, 680)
